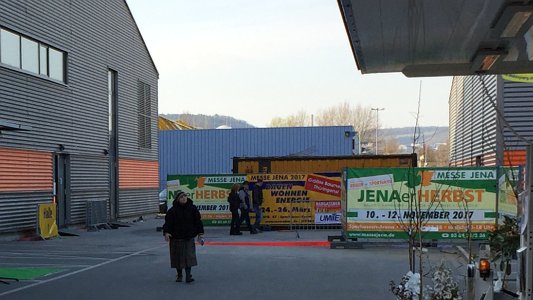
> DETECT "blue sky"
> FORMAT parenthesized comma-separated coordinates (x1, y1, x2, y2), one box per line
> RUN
(127, 0, 452, 128)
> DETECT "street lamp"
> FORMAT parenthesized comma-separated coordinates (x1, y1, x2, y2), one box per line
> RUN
(371, 107, 384, 154)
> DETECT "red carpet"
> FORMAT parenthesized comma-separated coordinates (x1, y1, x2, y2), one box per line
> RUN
(202, 241, 330, 247)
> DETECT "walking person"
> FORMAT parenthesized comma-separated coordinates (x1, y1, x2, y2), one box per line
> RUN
(163, 191, 205, 283)
(252, 179, 264, 232)
(227, 183, 242, 235)
(238, 181, 257, 234)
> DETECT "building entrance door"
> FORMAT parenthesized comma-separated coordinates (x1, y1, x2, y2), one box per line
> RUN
(54, 153, 70, 227)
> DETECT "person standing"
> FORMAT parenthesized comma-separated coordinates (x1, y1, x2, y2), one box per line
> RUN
(227, 183, 242, 235)
(252, 179, 264, 231)
(238, 181, 257, 234)
(163, 191, 204, 283)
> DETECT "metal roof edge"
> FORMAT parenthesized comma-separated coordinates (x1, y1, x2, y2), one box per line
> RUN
(123, 0, 160, 78)
(337, 0, 364, 72)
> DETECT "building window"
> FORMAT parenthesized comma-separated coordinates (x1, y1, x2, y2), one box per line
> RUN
(21, 37, 38, 74)
(0, 27, 66, 82)
(39, 45, 48, 75)
(475, 155, 483, 166)
(138, 81, 152, 149)
(48, 48, 64, 81)
(108, 71, 116, 136)
(0, 29, 20, 68)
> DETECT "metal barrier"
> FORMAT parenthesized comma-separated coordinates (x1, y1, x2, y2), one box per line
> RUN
(86, 199, 109, 231)
(287, 198, 341, 231)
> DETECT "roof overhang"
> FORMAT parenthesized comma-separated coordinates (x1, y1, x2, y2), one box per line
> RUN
(338, 0, 533, 77)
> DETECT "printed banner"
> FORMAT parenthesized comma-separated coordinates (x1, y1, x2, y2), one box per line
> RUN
(498, 167, 520, 217)
(247, 173, 341, 225)
(167, 175, 246, 225)
(168, 173, 343, 226)
(315, 212, 342, 224)
(344, 167, 500, 240)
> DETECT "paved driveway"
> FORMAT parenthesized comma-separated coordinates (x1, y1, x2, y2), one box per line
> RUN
(0, 218, 467, 300)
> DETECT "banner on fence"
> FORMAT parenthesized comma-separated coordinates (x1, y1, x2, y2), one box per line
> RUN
(343, 167, 499, 240)
(167, 175, 246, 225)
(249, 173, 342, 225)
(167, 173, 342, 226)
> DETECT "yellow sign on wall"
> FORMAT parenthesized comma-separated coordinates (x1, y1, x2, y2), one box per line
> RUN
(38, 203, 58, 239)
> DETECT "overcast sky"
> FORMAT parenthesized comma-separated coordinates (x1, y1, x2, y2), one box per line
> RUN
(127, 0, 453, 128)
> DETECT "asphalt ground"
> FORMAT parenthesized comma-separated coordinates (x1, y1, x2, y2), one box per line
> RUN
(0, 217, 468, 300)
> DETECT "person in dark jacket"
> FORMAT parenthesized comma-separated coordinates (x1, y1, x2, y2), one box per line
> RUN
(238, 181, 257, 234)
(252, 179, 264, 231)
(227, 183, 242, 235)
(163, 191, 204, 283)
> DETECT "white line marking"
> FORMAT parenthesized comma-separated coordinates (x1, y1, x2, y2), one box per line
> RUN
(0, 245, 165, 297)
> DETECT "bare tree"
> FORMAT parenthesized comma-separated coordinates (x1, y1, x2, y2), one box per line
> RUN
(268, 117, 288, 127)
(382, 136, 401, 154)
(268, 110, 310, 127)
(425, 143, 449, 166)
(267, 102, 375, 147)
(315, 102, 375, 144)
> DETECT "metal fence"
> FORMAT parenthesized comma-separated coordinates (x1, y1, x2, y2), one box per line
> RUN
(86, 199, 108, 231)
(286, 198, 341, 231)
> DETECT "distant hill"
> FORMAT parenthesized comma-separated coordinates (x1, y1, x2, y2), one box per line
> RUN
(161, 113, 255, 129)
(381, 126, 448, 147)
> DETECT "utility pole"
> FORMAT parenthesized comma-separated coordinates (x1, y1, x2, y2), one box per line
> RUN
(371, 107, 384, 154)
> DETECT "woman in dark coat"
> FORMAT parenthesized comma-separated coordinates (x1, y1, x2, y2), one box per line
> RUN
(228, 183, 242, 235)
(163, 191, 204, 283)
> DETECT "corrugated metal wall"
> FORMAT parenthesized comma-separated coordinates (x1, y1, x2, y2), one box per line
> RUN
(448, 76, 461, 165)
(0, 1, 158, 233)
(118, 159, 159, 216)
(501, 79, 533, 153)
(119, 159, 159, 189)
(0, 192, 52, 233)
(0, 148, 53, 232)
(69, 155, 109, 224)
(503, 150, 527, 167)
(449, 75, 533, 167)
(449, 75, 498, 166)
(159, 126, 355, 189)
(119, 189, 159, 217)
(0, 148, 53, 192)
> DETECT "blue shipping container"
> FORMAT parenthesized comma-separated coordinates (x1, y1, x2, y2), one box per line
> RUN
(159, 126, 357, 190)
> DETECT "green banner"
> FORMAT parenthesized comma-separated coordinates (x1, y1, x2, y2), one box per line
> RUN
(167, 174, 246, 225)
(502, 74, 533, 83)
(343, 167, 500, 240)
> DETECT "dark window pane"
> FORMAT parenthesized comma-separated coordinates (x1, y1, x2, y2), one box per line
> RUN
(137, 81, 152, 149)
(108, 71, 113, 134)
